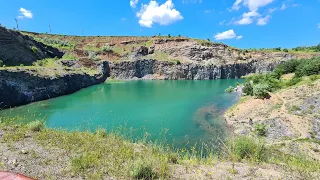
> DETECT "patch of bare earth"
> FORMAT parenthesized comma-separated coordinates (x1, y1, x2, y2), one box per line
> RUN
(171, 162, 303, 180)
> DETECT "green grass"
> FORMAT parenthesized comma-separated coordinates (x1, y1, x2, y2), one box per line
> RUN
(1, 116, 320, 179)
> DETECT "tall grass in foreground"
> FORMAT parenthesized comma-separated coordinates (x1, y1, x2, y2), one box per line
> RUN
(1, 117, 320, 179)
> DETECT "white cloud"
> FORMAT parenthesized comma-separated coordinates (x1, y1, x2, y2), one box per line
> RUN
(136, 0, 183, 28)
(236, 35, 243, 39)
(244, 0, 274, 11)
(280, 4, 286, 10)
(219, 20, 226, 25)
(18, 8, 33, 19)
(232, 0, 243, 11)
(267, 7, 277, 13)
(130, 0, 139, 8)
(257, 15, 271, 26)
(236, 17, 253, 25)
(204, 10, 212, 14)
(318, 24, 320, 29)
(235, 10, 260, 25)
(232, 0, 274, 11)
(214, 29, 242, 40)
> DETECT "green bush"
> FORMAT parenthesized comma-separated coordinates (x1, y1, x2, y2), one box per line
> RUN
(20, 64, 24, 67)
(27, 120, 44, 132)
(243, 82, 253, 96)
(225, 86, 234, 93)
(283, 48, 289, 52)
(253, 83, 270, 99)
(129, 161, 158, 180)
(295, 58, 320, 77)
(227, 136, 267, 162)
(176, 60, 181, 65)
(286, 77, 302, 86)
(0, 60, 3, 67)
(254, 123, 267, 136)
(101, 45, 113, 53)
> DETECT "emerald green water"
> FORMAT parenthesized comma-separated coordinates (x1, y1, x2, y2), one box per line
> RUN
(0, 80, 242, 148)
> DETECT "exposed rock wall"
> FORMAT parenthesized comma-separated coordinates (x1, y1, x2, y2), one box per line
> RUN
(0, 26, 63, 66)
(109, 59, 284, 80)
(0, 62, 109, 109)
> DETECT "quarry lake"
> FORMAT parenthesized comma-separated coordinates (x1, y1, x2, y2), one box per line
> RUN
(1, 80, 243, 148)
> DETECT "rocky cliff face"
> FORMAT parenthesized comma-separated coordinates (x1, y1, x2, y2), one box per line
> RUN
(0, 26, 63, 66)
(109, 58, 289, 80)
(0, 62, 109, 109)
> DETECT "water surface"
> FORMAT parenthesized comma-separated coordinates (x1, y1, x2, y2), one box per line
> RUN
(0, 80, 242, 148)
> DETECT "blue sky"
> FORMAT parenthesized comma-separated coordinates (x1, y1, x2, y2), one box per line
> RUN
(0, 0, 319, 48)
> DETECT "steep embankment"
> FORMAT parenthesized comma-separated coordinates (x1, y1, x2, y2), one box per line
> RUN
(109, 59, 283, 80)
(0, 26, 63, 66)
(0, 62, 109, 109)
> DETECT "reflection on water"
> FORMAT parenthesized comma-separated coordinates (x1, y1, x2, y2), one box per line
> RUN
(0, 80, 243, 150)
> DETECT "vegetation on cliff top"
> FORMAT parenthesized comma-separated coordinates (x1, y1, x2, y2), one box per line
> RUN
(240, 56, 320, 99)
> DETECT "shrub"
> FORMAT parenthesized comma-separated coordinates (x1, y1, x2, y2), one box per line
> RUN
(62, 53, 76, 60)
(20, 64, 24, 67)
(31, 46, 38, 54)
(243, 82, 253, 96)
(286, 77, 301, 86)
(225, 86, 234, 93)
(129, 161, 158, 180)
(101, 45, 113, 53)
(168, 34, 171, 38)
(254, 123, 267, 136)
(274, 47, 281, 51)
(295, 58, 320, 77)
(88, 51, 100, 61)
(27, 120, 44, 132)
(253, 83, 270, 99)
(227, 136, 267, 162)
(0, 60, 3, 67)
(283, 48, 289, 52)
(176, 60, 181, 65)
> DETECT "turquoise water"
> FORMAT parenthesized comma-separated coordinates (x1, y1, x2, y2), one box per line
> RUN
(0, 80, 242, 148)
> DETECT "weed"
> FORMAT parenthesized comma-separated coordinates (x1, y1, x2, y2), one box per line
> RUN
(94, 127, 107, 138)
(129, 160, 159, 180)
(27, 120, 44, 132)
(253, 123, 267, 137)
(225, 136, 267, 162)
(225, 86, 234, 93)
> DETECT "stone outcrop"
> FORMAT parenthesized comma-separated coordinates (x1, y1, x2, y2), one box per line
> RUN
(0, 26, 63, 66)
(108, 59, 286, 80)
(0, 62, 109, 109)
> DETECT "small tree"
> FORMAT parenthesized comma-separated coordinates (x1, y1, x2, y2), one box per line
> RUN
(0, 60, 3, 67)
(283, 48, 289, 52)
(168, 34, 171, 38)
(207, 38, 211, 42)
